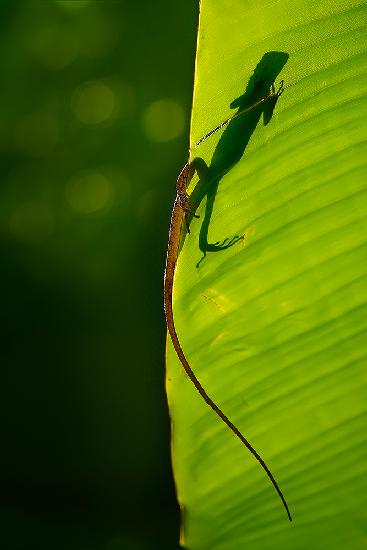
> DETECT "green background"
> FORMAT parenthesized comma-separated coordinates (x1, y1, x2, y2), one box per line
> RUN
(0, 1, 197, 549)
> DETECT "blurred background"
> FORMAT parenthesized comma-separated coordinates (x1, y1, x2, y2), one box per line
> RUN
(1, 1, 197, 548)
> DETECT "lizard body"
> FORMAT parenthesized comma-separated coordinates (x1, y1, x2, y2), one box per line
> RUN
(164, 83, 292, 522)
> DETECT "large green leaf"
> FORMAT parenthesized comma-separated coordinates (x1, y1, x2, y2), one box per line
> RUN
(166, 0, 367, 548)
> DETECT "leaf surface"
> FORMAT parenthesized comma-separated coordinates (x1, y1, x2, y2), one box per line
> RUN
(166, 1, 367, 548)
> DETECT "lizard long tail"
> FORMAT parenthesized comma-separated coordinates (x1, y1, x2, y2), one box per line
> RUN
(164, 269, 292, 521)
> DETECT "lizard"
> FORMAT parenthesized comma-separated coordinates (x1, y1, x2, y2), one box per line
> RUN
(163, 81, 292, 522)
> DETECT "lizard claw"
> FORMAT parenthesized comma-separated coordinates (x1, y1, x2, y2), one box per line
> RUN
(214, 235, 241, 248)
(276, 79, 284, 98)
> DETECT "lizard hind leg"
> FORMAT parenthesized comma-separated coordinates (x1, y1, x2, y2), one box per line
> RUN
(276, 79, 285, 97)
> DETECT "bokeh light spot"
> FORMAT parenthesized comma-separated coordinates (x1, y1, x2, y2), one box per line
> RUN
(9, 202, 54, 244)
(142, 99, 185, 142)
(66, 171, 112, 213)
(71, 81, 117, 125)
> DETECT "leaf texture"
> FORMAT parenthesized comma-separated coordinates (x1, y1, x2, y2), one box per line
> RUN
(166, 1, 367, 548)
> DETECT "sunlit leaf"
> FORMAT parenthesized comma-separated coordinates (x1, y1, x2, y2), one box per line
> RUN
(166, 0, 367, 548)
